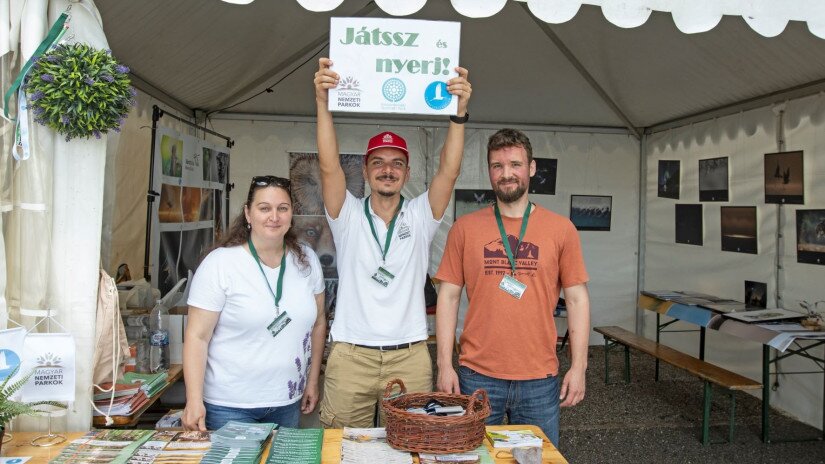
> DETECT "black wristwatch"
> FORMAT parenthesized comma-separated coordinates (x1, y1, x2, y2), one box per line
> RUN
(450, 112, 469, 124)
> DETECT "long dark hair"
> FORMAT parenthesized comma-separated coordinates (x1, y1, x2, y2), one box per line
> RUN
(214, 176, 308, 270)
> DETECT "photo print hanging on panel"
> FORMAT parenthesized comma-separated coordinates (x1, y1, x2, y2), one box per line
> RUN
(158, 228, 214, 295)
(699, 156, 729, 202)
(160, 134, 184, 178)
(454, 189, 496, 219)
(570, 195, 612, 231)
(658, 160, 680, 199)
(720, 206, 757, 254)
(796, 209, 825, 265)
(764, 151, 804, 204)
(529, 158, 557, 195)
(289, 152, 364, 279)
(675, 204, 703, 246)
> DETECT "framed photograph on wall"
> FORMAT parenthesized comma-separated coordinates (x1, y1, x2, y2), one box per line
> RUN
(744, 280, 767, 308)
(454, 189, 495, 219)
(569, 195, 612, 231)
(796, 209, 825, 265)
(764, 151, 804, 204)
(675, 204, 703, 245)
(720, 206, 757, 254)
(699, 156, 729, 202)
(658, 160, 680, 199)
(529, 158, 557, 195)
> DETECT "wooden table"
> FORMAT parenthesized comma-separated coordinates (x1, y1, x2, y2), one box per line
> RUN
(3, 425, 567, 463)
(91, 364, 183, 427)
(639, 292, 825, 442)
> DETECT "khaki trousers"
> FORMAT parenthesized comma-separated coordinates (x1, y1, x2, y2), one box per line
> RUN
(319, 342, 432, 428)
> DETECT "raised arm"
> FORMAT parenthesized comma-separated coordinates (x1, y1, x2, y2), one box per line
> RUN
(314, 57, 347, 219)
(428, 67, 472, 220)
(559, 283, 590, 407)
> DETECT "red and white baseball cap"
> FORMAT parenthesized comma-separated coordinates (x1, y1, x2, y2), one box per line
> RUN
(365, 131, 408, 162)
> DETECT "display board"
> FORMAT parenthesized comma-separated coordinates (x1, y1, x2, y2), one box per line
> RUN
(150, 127, 230, 295)
(288, 152, 364, 320)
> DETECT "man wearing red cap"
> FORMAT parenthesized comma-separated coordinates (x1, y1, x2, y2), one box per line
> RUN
(313, 57, 472, 428)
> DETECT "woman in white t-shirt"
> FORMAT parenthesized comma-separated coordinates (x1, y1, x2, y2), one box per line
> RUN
(182, 176, 326, 431)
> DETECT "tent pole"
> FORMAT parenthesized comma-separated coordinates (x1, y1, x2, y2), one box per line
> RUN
(210, 112, 631, 135)
(636, 133, 647, 335)
(144, 105, 162, 281)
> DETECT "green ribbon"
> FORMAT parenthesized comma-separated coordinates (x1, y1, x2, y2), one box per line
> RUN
(4, 13, 69, 119)
(494, 201, 532, 275)
(364, 195, 404, 263)
(248, 238, 286, 313)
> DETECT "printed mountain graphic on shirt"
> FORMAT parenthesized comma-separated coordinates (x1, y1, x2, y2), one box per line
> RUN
(484, 234, 539, 259)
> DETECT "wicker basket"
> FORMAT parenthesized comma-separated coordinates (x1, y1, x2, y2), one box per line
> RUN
(381, 378, 491, 454)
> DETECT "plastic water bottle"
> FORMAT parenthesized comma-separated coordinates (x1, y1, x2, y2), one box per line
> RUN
(149, 300, 170, 373)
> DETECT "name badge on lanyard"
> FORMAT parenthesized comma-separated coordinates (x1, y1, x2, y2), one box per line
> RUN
(268, 311, 292, 337)
(499, 274, 527, 299)
(365, 195, 404, 288)
(248, 238, 291, 338)
(494, 202, 532, 299)
(371, 266, 395, 287)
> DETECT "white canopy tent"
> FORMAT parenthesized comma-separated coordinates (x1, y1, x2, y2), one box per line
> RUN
(90, 0, 825, 432)
(2, 0, 823, 432)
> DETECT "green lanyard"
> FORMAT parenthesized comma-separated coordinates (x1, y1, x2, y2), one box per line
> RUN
(364, 195, 405, 263)
(4, 13, 69, 119)
(494, 202, 532, 275)
(248, 238, 286, 313)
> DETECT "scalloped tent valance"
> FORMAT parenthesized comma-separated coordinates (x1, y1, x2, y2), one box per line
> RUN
(282, 0, 825, 39)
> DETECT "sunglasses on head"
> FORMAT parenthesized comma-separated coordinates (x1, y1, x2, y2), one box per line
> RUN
(251, 175, 291, 190)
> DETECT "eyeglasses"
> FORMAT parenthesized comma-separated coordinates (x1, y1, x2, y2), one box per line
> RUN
(251, 175, 290, 190)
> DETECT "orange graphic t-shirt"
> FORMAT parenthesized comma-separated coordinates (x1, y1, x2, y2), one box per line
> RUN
(435, 204, 589, 379)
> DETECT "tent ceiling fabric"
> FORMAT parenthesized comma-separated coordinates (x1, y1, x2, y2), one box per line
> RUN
(95, 0, 825, 129)
(297, 0, 825, 38)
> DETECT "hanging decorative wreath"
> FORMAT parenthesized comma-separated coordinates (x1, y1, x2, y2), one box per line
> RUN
(23, 43, 135, 141)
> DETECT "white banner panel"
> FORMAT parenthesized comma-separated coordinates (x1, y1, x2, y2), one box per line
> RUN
(0, 327, 26, 393)
(21, 333, 76, 402)
(328, 17, 460, 115)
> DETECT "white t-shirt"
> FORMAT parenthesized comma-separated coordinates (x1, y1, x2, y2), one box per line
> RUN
(326, 190, 441, 345)
(187, 244, 324, 408)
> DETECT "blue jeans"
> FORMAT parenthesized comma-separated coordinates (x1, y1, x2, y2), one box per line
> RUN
(458, 365, 560, 447)
(204, 401, 300, 431)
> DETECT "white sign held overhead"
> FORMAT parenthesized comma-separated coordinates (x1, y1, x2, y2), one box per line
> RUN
(328, 17, 460, 116)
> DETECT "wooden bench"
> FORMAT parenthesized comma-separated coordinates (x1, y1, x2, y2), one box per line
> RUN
(593, 326, 762, 445)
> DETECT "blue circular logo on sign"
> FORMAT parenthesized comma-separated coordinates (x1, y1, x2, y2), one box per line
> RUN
(0, 349, 21, 379)
(424, 81, 452, 110)
(382, 78, 406, 102)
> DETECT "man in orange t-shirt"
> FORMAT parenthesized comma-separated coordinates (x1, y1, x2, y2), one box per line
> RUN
(434, 128, 590, 447)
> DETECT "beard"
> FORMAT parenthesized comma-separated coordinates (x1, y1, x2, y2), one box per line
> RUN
(372, 174, 401, 197)
(493, 178, 527, 203)
(376, 189, 396, 197)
